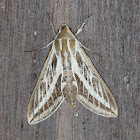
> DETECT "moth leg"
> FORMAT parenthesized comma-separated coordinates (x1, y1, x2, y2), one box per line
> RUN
(78, 42, 101, 57)
(75, 14, 93, 36)
(46, 13, 56, 36)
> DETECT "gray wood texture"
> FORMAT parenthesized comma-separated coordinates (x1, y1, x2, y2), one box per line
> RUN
(0, 0, 139, 140)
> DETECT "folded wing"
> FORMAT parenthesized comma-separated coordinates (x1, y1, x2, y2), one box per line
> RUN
(27, 49, 64, 124)
(72, 45, 118, 117)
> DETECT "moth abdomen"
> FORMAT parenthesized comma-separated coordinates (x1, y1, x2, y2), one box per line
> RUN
(63, 78, 77, 108)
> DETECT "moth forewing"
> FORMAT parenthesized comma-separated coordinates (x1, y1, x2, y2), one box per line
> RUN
(75, 46, 118, 117)
(27, 24, 118, 125)
(27, 49, 64, 124)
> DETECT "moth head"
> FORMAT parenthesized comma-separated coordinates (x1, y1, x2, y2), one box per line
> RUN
(60, 24, 73, 34)
(60, 24, 69, 33)
(57, 24, 73, 39)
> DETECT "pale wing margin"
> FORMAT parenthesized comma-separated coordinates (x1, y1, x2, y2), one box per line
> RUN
(27, 49, 64, 124)
(72, 45, 118, 117)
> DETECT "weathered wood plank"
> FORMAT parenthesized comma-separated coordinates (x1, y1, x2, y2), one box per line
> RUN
(0, 0, 139, 140)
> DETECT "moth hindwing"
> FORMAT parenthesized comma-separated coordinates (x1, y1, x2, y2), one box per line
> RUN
(27, 24, 118, 124)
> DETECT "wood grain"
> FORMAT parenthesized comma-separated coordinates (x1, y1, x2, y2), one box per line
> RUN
(0, 0, 139, 140)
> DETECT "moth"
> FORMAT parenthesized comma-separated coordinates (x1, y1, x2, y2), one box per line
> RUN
(27, 23, 118, 124)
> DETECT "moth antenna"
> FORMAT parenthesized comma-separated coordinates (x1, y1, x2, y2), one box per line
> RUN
(46, 12, 56, 36)
(25, 40, 53, 52)
(75, 13, 93, 36)
(25, 13, 56, 53)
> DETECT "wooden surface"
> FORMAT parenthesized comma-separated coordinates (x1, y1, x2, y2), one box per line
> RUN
(0, 0, 139, 140)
